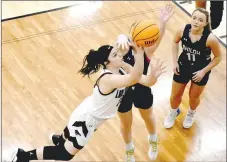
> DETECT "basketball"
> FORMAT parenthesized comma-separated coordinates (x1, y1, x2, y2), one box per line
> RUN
(130, 20, 160, 47)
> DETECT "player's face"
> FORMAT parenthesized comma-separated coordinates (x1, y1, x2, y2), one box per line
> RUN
(191, 11, 208, 31)
(108, 46, 123, 68)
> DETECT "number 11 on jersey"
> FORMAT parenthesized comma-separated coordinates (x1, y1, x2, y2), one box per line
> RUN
(186, 53, 195, 61)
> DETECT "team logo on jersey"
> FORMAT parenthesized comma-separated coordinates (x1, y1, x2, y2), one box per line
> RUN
(182, 45, 200, 55)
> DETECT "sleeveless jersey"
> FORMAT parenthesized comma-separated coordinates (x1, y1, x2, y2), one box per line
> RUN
(83, 68, 127, 119)
(65, 68, 127, 147)
(123, 47, 150, 75)
(179, 24, 211, 69)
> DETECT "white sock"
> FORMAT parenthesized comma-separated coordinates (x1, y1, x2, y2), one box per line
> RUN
(170, 108, 178, 114)
(149, 133, 157, 142)
(188, 108, 196, 114)
(126, 142, 134, 151)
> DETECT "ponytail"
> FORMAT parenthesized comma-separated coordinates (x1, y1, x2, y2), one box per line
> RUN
(205, 14, 212, 31)
(79, 50, 102, 78)
(78, 45, 113, 78)
(205, 22, 212, 32)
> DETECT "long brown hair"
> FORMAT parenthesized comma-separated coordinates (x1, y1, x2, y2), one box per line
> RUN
(192, 8, 212, 31)
(79, 45, 113, 78)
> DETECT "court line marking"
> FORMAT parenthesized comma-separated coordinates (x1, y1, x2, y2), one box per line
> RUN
(2, 2, 90, 22)
(2, 8, 160, 44)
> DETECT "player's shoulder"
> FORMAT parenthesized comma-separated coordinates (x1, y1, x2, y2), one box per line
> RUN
(206, 33, 219, 46)
(207, 33, 217, 41)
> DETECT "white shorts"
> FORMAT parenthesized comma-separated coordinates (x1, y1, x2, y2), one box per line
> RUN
(65, 98, 105, 149)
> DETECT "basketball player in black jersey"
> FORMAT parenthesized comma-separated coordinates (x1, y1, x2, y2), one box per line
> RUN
(164, 8, 222, 129)
(115, 4, 174, 161)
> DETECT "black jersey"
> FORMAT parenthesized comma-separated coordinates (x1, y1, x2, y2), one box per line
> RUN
(179, 24, 211, 69)
(118, 47, 154, 112)
(123, 47, 150, 75)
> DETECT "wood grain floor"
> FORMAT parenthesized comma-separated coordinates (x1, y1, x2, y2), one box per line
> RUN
(1, 1, 87, 20)
(2, 1, 226, 161)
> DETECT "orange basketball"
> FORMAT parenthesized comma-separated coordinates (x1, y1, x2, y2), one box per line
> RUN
(130, 20, 160, 47)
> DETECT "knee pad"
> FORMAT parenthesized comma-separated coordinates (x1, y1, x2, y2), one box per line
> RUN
(210, 1, 224, 29)
(43, 145, 74, 161)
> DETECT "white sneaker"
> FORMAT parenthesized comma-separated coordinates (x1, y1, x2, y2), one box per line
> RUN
(125, 149, 135, 162)
(2, 147, 19, 162)
(164, 108, 181, 128)
(148, 137, 158, 160)
(183, 111, 195, 128)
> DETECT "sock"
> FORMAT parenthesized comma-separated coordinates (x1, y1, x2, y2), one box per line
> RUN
(26, 149, 38, 160)
(188, 107, 196, 114)
(126, 142, 134, 151)
(149, 133, 157, 142)
(170, 107, 178, 114)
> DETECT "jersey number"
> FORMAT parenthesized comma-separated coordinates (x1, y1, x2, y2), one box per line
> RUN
(186, 53, 195, 61)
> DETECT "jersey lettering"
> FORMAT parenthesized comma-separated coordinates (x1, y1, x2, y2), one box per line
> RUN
(115, 89, 125, 98)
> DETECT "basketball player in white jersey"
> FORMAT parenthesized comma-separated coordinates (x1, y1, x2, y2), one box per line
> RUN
(3, 43, 147, 162)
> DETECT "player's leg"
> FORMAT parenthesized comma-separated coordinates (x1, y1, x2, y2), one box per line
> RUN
(4, 109, 97, 162)
(4, 137, 81, 162)
(49, 128, 67, 146)
(164, 81, 187, 128)
(3, 129, 77, 162)
(4, 121, 94, 162)
(210, 1, 224, 30)
(183, 72, 210, 128)
(118, 110, 134, 162)
(138, 107, 158, 160)
(118, 110, 133, 145)
(133, 84, 157, 160)
(50, 128, 99, 147)
(118, 87, 135, 162)
(164, 66, 190, 129)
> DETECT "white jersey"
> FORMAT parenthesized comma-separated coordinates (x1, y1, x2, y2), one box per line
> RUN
(70, 68, 127, 120)
(88, 68, 127, 119)
(66, 68, 127, 147)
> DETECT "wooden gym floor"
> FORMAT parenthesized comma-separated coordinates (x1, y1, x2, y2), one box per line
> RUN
(2, 1, 226, 161)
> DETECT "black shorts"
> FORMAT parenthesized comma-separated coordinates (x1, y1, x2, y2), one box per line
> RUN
(173, 61, 211, 86)
(118, 84, 153, 113)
